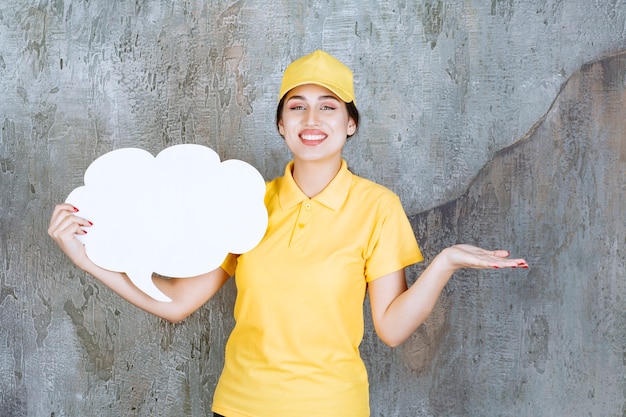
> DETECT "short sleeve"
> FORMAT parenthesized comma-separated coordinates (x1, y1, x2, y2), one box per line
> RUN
(220, 253, 239, 277)
(364, 195, 423, 282)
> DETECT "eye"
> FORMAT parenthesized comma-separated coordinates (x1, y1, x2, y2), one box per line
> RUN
(321, 105, 337, 111)
(288, 104, 305, 111)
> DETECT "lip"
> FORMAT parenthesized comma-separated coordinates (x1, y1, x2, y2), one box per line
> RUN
(299, 129, 327, 145)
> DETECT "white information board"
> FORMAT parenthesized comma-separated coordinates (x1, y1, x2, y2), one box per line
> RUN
(65, 144, 268, 302)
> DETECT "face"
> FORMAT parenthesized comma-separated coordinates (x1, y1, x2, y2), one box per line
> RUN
(278, 84, 357, 165)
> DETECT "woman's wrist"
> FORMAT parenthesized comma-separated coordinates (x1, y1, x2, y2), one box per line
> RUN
(431, 247, 462, 276)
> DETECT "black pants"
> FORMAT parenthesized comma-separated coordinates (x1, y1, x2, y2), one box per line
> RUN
(213, 413, 225, 417)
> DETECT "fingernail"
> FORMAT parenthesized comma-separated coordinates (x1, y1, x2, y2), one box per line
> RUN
(493, 265, 500, 269)
(73, 206, 79, 212)
(88, 221, 93, 226)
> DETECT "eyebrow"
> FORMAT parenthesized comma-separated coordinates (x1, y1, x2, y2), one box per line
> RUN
(286, 94, 340, 102)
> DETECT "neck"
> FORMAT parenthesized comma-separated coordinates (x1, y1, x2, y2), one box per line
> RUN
(291, 158, 342, 198)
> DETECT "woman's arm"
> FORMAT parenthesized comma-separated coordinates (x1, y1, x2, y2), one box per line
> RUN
(48, 203, 230, 322)
(368, 244, 527, 347)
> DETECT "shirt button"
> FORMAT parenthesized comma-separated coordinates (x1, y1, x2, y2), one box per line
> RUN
(305, 203, 312, 210)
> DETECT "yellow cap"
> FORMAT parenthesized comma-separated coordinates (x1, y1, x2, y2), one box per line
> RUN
(278, 50, 355, 103)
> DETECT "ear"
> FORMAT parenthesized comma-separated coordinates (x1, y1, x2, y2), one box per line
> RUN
(347, 118, 357, 136)
(278, 119, 285, 137)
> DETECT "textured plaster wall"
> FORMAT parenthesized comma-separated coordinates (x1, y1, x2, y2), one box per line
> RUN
(0, 1, 625, 416)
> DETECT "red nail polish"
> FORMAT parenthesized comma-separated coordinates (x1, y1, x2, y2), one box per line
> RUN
(493, 265, 499, 269)
(88, 221, 93, 226)
(73, 206, 79, 212)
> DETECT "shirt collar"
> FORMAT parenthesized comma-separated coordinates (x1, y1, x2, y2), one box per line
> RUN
(278, 160, 352, 211)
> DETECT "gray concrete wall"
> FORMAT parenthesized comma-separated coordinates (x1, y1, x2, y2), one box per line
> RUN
(0, 1, 624, 416)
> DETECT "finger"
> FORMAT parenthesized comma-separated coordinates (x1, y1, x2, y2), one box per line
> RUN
(48, 204, 80, 232)
(51, 203, 79, 217)
(513, 259, 529, 269)
(491, 258, 529, 269)
(60, 215, 92, 235)
(49, 210, 74, 237)
(53, 204, 92, 227)
(50, 210, 92, 239)
(492, 249, 511, 258)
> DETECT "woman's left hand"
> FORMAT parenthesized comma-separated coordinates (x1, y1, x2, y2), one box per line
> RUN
(440, 244, 528, 271)
(368, 244, 528, 346)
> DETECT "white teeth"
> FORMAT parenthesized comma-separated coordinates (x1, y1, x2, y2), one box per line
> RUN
(301, 134, 325, 140)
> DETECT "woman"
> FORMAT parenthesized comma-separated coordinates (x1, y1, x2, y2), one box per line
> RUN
(48, 50, 527, 417)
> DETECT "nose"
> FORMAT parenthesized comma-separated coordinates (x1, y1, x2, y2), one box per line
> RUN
(304, 108, 320, 126)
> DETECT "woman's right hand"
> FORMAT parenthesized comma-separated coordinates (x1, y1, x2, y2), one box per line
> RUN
(47, 203, 230, 322)
(47, 203, 94, 270)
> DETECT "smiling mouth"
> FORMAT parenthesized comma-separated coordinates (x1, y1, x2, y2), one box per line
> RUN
(300, 134, 326, 141)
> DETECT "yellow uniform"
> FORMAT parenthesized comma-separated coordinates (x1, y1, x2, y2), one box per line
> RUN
(212, 160, 423, 417)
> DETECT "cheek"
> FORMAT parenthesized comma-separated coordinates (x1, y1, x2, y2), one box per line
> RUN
(335, 118, 352, 133)
(279, 117, 301, 136)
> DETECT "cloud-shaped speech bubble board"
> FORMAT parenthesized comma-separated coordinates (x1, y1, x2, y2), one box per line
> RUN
(65, 144, 268, 302)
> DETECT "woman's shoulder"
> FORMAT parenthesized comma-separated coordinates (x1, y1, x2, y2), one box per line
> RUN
(265, 175, 282, 193)
(349, 172, 403, 208)
(350, 171, 398, 197)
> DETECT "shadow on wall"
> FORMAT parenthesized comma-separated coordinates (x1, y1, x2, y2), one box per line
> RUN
(400, 50, 626, 415)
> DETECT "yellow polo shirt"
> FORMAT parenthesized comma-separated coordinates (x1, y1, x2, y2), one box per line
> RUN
(213, 160, 422, 417)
